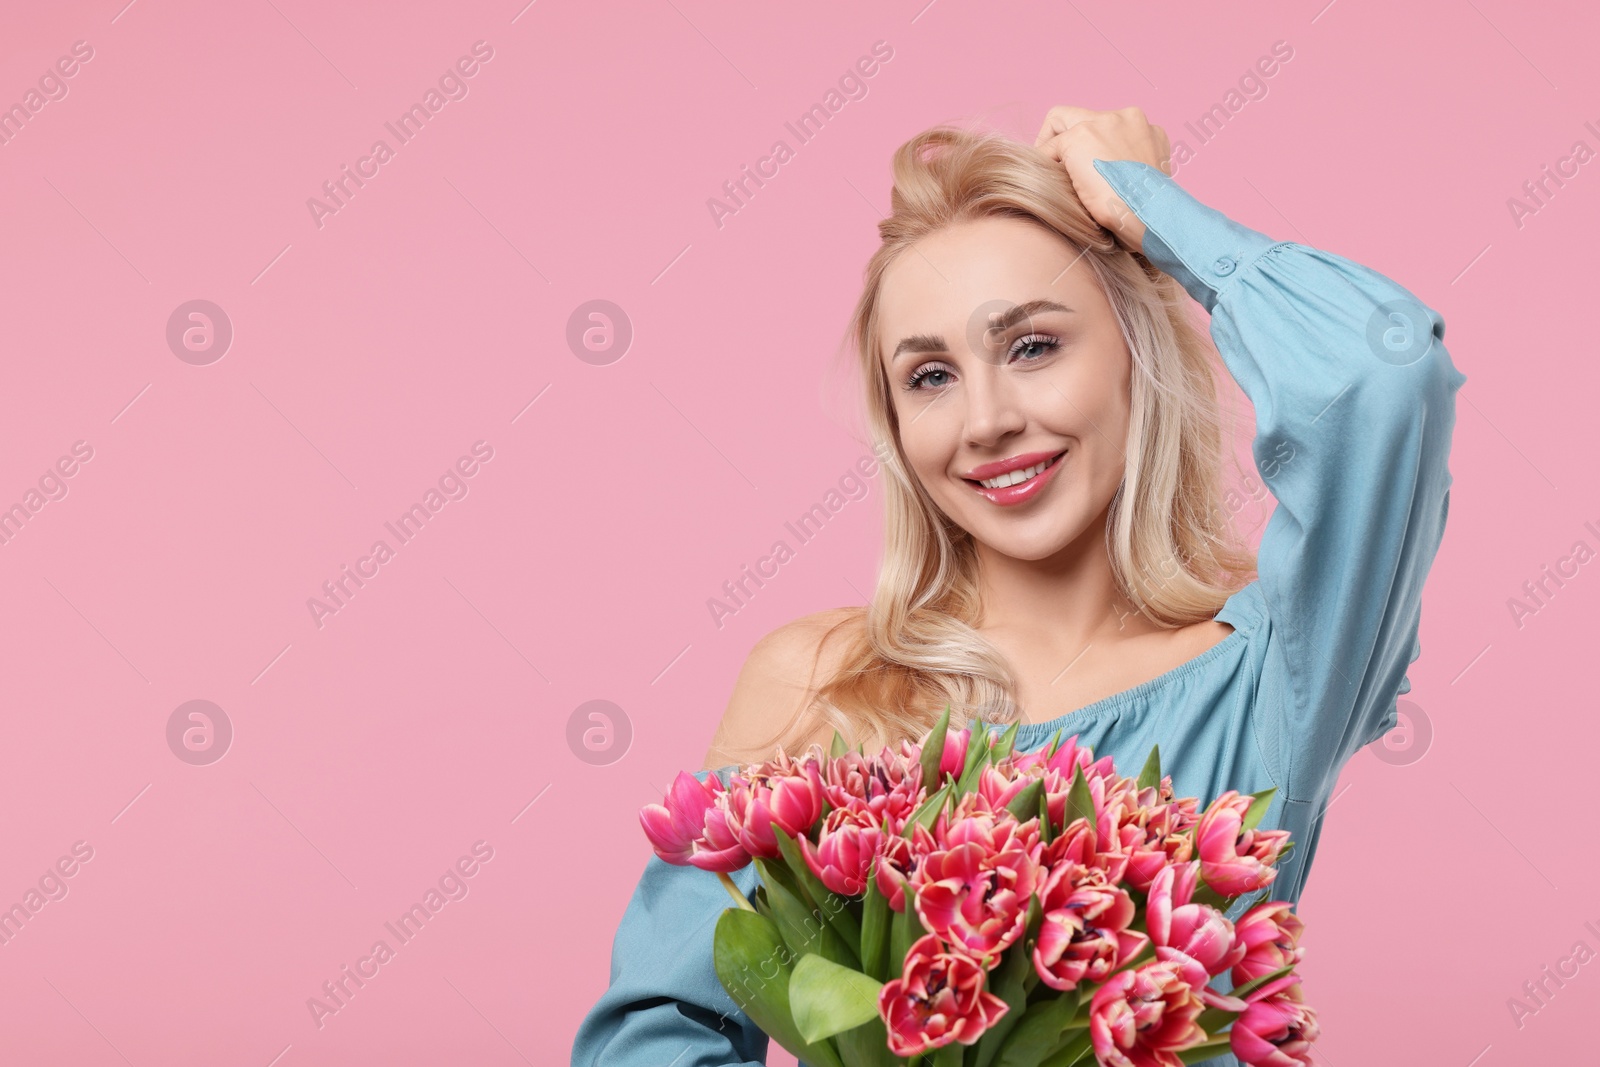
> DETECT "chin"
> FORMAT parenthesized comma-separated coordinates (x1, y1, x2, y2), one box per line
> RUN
(961, 510, 1092, 562)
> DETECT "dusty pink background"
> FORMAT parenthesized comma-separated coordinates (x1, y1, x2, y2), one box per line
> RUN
(0, 0, 1593, 1064)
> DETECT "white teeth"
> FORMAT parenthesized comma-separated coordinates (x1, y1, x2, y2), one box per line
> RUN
(978, 456, 1057, 489)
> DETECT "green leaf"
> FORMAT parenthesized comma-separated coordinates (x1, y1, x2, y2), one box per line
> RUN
(1176, 1034, 1235, 1064)
(859, 866, 891, 981)
(990, 719, 1021, 764)
(1136, 744, 1162, 791)
(772, 827, 862, 952)
(889, 897, 927, 968)
(1019, 892, 1046, 999)
(992, 998, 1084, 1067)
(757, 857, 858, 969)
(1042, 727, 1065, 759)
(920, 704, 952, 791)
(972, 939, 1035, 1067)
(961, 718, 988, 777)
(712, 909, 847, 1067)
(1038, 780, 1054, 845)
(1242, 786, 1277, 831)
(1005, 779, 1044, 825)
(830, 729, 851, 758)
(1190, 880, 1233, 910)
(906, 781, 951, 836)
(1195, 1004, 1244, 1035)
(1064, 764, 1095, 829)
(790, 953, 884, 1044)
(955, 726, 995, 796)
(929, 1041, 964, 1067)
(1228, 961, 1296, 1002)
(1038, 1030, 1096, 1067)
(835, 1014, 899, 1067)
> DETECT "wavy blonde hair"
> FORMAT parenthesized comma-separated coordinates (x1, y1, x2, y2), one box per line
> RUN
(774, 122, 1257, 756)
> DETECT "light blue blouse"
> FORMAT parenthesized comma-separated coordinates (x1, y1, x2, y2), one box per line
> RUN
(571, 158, 1466, 1067)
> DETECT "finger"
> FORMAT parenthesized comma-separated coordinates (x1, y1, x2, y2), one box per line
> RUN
(1033, 104, 1102, 148)
(1033, 105, 1098, 147)
(1034, 128, 1077, 164)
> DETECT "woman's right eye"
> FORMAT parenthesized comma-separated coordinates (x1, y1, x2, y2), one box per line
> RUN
(905, 362, 954, 391)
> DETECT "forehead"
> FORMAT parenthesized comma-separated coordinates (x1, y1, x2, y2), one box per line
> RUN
(876, 215, 1098, 360)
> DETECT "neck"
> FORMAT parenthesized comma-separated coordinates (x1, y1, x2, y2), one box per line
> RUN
(970, 509, 1154, 646)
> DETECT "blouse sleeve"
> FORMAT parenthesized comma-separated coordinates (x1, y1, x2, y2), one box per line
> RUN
(570, 765, 771, 1067)
(1093, 159, 1468, 804)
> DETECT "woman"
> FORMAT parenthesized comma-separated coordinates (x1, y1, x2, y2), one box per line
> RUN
(572, 106, 1464, 1066)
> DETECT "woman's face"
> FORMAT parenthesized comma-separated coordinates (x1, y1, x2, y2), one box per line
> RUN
(877, 215, 1134, 562)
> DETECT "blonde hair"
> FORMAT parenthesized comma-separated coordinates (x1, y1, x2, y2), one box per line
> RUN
(778, 122, 1257, 756)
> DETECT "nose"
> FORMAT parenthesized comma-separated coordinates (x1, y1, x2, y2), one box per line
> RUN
(962, 362, 1026, 449)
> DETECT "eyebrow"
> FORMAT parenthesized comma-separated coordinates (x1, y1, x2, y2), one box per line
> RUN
(889, 299, 1076, 363)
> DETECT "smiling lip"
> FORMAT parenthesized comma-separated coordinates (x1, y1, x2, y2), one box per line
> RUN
(963, 450, 1066, 481)
(962, 449, 1067, 506)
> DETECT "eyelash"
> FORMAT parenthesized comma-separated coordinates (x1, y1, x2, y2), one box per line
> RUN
(903, 333, 1063, 392)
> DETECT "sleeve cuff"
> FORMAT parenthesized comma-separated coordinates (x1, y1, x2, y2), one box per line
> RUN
(1090, 158, 1285, 314)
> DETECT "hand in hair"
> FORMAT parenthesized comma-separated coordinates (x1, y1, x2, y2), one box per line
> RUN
(1032, 105, 1173, 255)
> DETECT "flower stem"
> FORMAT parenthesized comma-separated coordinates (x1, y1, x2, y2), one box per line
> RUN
(1053, 1029, 1094, 1065)
(717, 871, 757, 911)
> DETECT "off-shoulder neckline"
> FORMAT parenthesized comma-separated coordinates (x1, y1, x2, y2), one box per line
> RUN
(698, 582, 1265, 777)
(1009, 580, 1262, 745)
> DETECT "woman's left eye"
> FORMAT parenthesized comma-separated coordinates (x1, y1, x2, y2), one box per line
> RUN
(1009, 333, 1061, 362)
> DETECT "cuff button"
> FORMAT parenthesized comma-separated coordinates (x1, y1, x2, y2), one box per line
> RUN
(1212, 256, 1236, 276)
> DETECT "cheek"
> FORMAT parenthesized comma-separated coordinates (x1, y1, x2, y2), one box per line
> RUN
(897, 427, 943, 483)
(1053, 343, 1131, 421)
(894, 409, 962, 489)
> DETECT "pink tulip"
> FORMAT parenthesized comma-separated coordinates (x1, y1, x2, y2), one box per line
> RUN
(1100, 771, 1144, 811)
(823, 747, 924, 834)
(1231, 902, 1306, 986)
(639, 771, 750, 873)
(725, 751, 826, 860)
(1013, 733, 1089, 778)
(874, 826, 935, 912)
(1169, 791, 1197, 827)
(1088, 958, 1210, 1067)
(1230, 975, 1320, 1067)
(976, 764, 1029, 809)
(822, 749, 873, 807)
(798, 807, 885, 896)
(1042, 759, 1124, 841)
(1146, 861, 1245, 978)
(1041, 809, 1131, 886)
(912, 805, 1041, 957)
(1132, 774, 1180, 810)
(1121, 798, 1198, 891)
(1195, 791, 1290, 897)
(878, 933, 1009, 1057)
(938, 727, 970, 779)
(1032, 861, 1148, 991)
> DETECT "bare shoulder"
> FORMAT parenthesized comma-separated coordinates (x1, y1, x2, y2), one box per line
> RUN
(1180, 617, 1236, 649)
(1134, 616, 1235, 667)
(701, 607, 866, 772)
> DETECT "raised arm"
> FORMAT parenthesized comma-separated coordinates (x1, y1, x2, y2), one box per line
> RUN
(1092, 155, 1467, 804)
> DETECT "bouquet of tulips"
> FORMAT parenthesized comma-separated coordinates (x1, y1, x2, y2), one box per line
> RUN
(640, 707, 1318, 1067)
